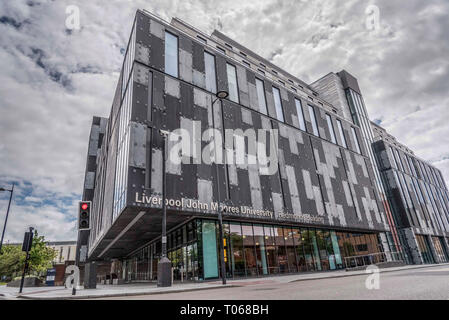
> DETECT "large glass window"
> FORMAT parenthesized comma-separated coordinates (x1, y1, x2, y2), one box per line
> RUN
(336, 119, 347, 148)
(292, 228, 307, 271)
(350, 127, 362, 154)
(263, 225, 279, 274)
(302, 229, 316, 271)
(253, 225, 268, 275)
(255, 78, 268, 115)
(242, 224, 257, 276)
(295, 98, 306, 131)
(226, 63, 239, 103)
(165, 31, 178, 77)
(326, 114, 337, 144)
(229, 222, 245, 276)
(272, 87, 285, 122)
(283, 227, 298, 273)
(204, 52, 217, 93)
(274, 226, 289, 273)
(310, 229, 322, 271)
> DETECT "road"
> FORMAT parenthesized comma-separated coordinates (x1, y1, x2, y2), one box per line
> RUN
(99, 265, 449, 300)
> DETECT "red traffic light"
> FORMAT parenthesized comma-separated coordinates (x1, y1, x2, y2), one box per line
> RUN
(81, 203, 89, 210)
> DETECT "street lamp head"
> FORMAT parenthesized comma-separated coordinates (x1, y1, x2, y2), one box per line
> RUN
(216, 90, 229, 100)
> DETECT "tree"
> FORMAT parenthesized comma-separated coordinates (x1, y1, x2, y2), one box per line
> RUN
(28, 231, 57, 274)
(0, 231, 57, 281)
(0, 245, 24, 281)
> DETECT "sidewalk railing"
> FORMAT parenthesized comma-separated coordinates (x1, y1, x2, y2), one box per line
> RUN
(344, 251, 404, 269)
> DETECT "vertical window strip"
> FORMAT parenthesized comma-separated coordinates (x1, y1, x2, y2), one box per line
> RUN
(336, 120, 347, 148)
(204, 52, 217, 94)
(255, 78, 268, 115)
(272, 87, 285, 122)
(295, 99, 306, 131)
(226, 63, 239, 103)
(350, 127, 361, 154)
(308, 105, 319, 137)
(325, 114, 337, 144)
(165, 31, 178, 77)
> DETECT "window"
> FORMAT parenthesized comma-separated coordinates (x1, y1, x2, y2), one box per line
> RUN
(260, 63, 266, 69)
(257, 68, 265, 75)
(291, 87, 297, 93)
(204, 52, 217, 93)
(326, 114, 337, 144)
(272, 70, 278, 75)
(308, 105, 319, 137)
(278, 80, 285, 86)
(225, 43, 233, 49)
(295, 99, 306, 131)
(390, 147, 398, 169)
(226, 63, 239, 103)
(164, 32, 178, 77)
(255, 78, 268, 115)
(336, 120, 347, 148)
(240, 51, 247, 57)
(350, 127, 362, 154)
(242, 60, 250, 68)
(272, 87, 285, 122)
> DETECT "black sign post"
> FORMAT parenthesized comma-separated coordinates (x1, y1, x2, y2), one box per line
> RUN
(19, 227, 34, 294)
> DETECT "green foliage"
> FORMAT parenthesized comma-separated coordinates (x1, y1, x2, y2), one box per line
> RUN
(0, 231, 57, 281)
(28, 231, 57, 274)
(0, 244, 24, 280)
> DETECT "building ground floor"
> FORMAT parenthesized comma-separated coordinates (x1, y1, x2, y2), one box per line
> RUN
(399, 227, 449, 265)
(106, 218, 412, 283)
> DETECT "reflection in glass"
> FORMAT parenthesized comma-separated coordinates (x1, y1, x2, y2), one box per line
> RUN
(263, 225, 279, 274)
(253, 225, 268, 275)
(229, 222, 246, 276)
(242, 224, 257, 276)
(165, 32, 178, 77)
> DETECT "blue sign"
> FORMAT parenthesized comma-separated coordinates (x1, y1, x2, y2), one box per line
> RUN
(45, 268, 56, 286)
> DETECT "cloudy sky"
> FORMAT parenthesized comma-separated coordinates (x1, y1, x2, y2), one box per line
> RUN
(0, 0, 448, 242)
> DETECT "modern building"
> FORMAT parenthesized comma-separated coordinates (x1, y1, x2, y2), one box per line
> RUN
(78, 9, 449, 282)
(372, 123, 449, 264)
(47, 241, 77, 265)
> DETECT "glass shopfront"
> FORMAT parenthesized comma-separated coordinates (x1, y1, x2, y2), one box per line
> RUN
(123, 219, 385, 282)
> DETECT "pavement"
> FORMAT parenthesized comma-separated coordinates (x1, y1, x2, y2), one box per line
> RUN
(1, 262, 448, 300)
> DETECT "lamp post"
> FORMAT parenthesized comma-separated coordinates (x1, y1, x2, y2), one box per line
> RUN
(212, 90, 229, 285)
(157, 128, 172, 287)
(0, 183, 14, 254)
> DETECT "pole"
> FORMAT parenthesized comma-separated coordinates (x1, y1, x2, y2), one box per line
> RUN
(0, 183, 14, 254)
(212, 98, 227, 285)
(157, 129, 172, 287)
(161, 131, 167, 259)
(19, 227, 33, 294)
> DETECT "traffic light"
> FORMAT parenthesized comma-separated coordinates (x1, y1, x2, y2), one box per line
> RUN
(78, 201, 91, 230)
